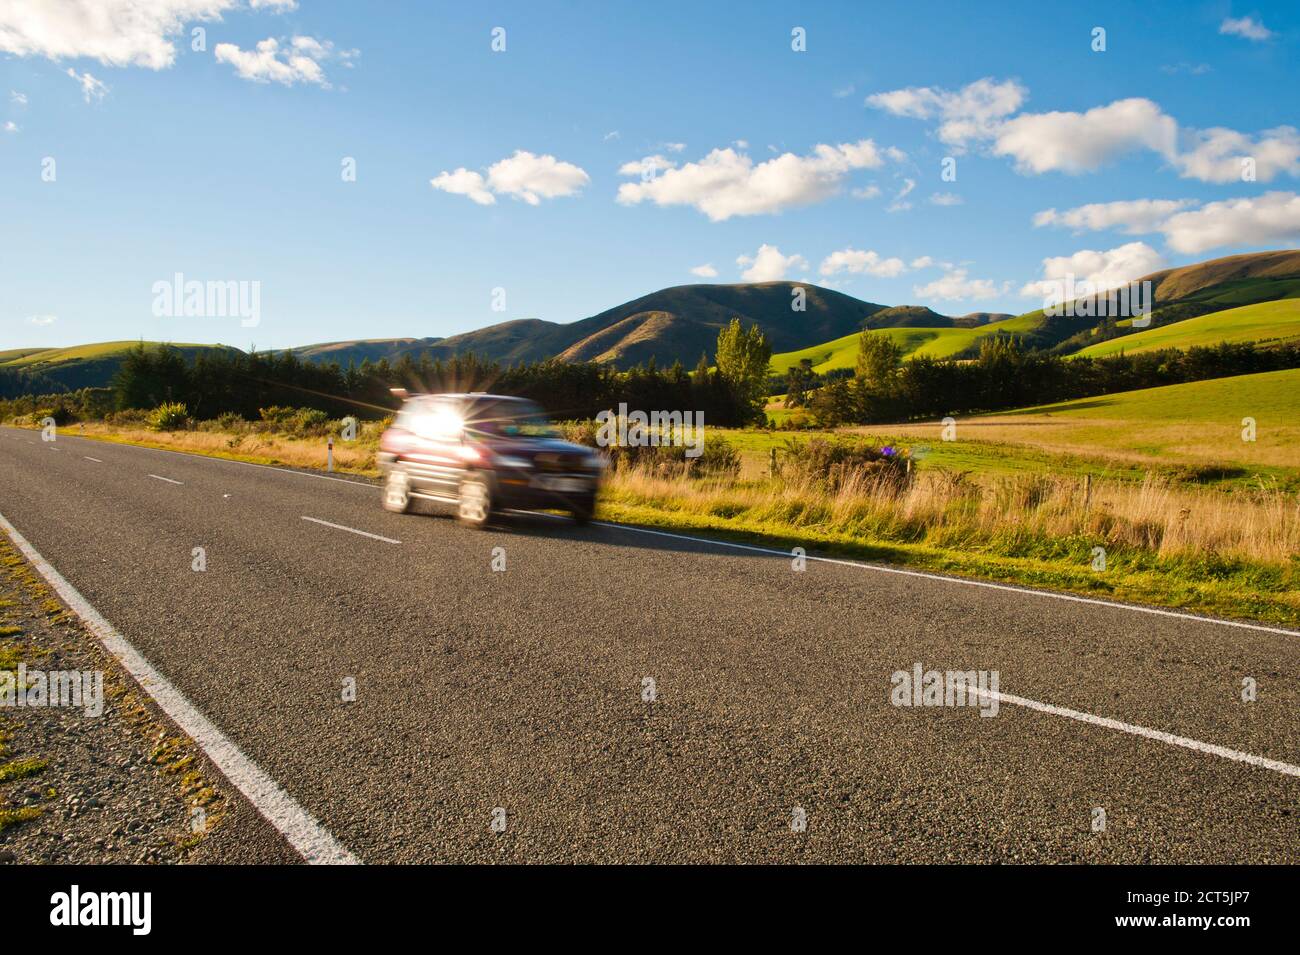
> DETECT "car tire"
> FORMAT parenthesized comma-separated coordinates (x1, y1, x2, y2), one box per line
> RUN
(383, 469, 412, 514)
(570, 494, 596, 525)
(457, 474, 492, 528)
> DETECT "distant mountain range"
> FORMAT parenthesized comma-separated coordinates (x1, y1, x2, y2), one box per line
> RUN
(5, 250, 1298, 392)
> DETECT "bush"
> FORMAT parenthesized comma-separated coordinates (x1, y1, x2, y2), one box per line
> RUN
(148, 402, 189, 431)
(780, 437, 912, 492)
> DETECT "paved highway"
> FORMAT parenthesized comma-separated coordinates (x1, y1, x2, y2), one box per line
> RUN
(1, 425, 1296, 863)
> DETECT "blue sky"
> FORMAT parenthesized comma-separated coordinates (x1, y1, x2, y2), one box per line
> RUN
(2, 0, 1298, 351)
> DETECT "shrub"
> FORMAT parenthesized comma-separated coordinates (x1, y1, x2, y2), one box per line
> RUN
(781, 437, 912, 492)
(148, 402, 189, 431)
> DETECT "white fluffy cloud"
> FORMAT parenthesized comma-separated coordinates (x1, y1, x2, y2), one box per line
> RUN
(1172, 126, 1300, 183)
(1033, 199, 1197, 234)
(430, 151, 590, 206)
(1160, 192, 1300, 254)
(27, 314, 57, 326)
(929, 192, 963, 206)
(868, 77, 1295, 185)
(66, 68, 108, 102)
(1220, 16, 1273, 41)
(0, 0, 235, 69)
(10, 90, 27, 105)
(1020, 242, 1165, 300)
(913, 267, 1003, 301)
(1032, 192, 1300, 254)
(736, 244, 808, 281)
(994, 98, 1177, 174)
(689, 264, 718, 278)
(616, 140, 900, 221)
(819, 248, 907, 278)
(866, 77, 1026, 151)
(3, 121, 18, 133)
(215, 36, 354, 88)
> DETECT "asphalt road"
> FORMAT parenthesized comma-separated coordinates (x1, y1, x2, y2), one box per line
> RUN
(1, 425, 1297, 863)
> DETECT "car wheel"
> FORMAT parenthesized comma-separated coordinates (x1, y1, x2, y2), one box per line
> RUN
(570, 494, 596, 525)
(383, 469, 412, 513)
(457, 474, 492, 528)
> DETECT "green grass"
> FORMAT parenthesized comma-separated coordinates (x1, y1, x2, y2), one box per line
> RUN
(0, 340, 228, 369)
(992, 366, 1300, 426)
(1074, 299, 1300, 358)
(0, 757, 47, 784)
(770, 325, 994, 374)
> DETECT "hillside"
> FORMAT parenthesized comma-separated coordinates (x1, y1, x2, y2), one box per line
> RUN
(1073, 299, 1300, 358)
(0, 341, 238, 391)
(771, 248, 1300, 373)
(878, 367, 1300, 471)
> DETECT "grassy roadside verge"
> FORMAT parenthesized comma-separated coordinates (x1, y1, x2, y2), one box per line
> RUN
(597, 495, 1300, 627)
(8, 420, 1298, 628)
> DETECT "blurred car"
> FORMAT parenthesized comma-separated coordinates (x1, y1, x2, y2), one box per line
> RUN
(376, 392, 605, 527)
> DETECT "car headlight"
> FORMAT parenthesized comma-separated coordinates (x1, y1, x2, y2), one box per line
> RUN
(496, 455, 532, 469)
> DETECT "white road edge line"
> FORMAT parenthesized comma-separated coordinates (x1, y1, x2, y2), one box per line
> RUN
(11, 427, 1294, 636)
(83, 456, 103, 463)
(301, 516, 401, 544)
(591, 521, 1300, 638)
(965, 685, 1300, 779)
(147, 474, 183, 485)
(0, 510, 361, 865)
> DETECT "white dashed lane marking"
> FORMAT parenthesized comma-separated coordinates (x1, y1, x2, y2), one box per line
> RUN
(301, 516, 401, 545)
(148, 474, 184, 485)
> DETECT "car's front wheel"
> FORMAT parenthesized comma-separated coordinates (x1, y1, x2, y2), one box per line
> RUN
(382, 469, 412, 513)
(457, 474, 492, 528)
(569, 494, 596, 525)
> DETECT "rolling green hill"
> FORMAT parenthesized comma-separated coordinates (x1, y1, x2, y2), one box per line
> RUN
(771, 249, 1300, 373)
(1073, 299, 1300, 358)
(0, 341, 238, 390)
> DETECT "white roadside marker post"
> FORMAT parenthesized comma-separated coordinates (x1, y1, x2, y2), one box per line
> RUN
(327, 436, 334, 473)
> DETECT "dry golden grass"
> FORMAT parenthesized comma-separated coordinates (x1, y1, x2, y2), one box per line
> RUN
(606, 465, 1300, 565)
(67, 422, 382, 476)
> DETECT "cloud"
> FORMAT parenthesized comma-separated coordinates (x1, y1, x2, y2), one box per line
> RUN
(912, 267, 1003, 301)
(431, 150, 589, 206)
(0, 0, 236, 69)
(429, 168, 496, 205)
(618, 155, 673, 177)
(1172, 126, 1300, 183)
(737, 244, 808, 281)
(1220, 16, 1273, 41)
(868, 78, 1292, 185)
(66, 68, 108, 102)
(689, 264, 718, 278)
(26, 314, 57, 326)
(249, 0, 297, 8)
(910, 256, 935, 269)
(1161, 62, 1211, 75)
(819, 248, 907, 278)
(1033, 199, 1197, 234)
(833, 84, 855, 98)
(10, 90, 27, 105)
(866, 77, 1026, 152)
(994, 98, 1177, 174)
(215, 36, 354, 88)
(851, 185, 881, 200)
(603, 130, 620, 141)
(1019, 242, 1164, 300)
(929, 192, 963, 206)
(3, 121, 17, 133)
(1031, 192, 1300, 255)
(616, 140, 899, 221)
(1160, 192, 1300, 254)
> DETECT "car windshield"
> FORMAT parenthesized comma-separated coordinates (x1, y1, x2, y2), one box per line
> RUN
(464, 400, 557, 438)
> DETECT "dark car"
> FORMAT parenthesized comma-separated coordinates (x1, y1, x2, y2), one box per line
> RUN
(376, 392, 605, 527)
